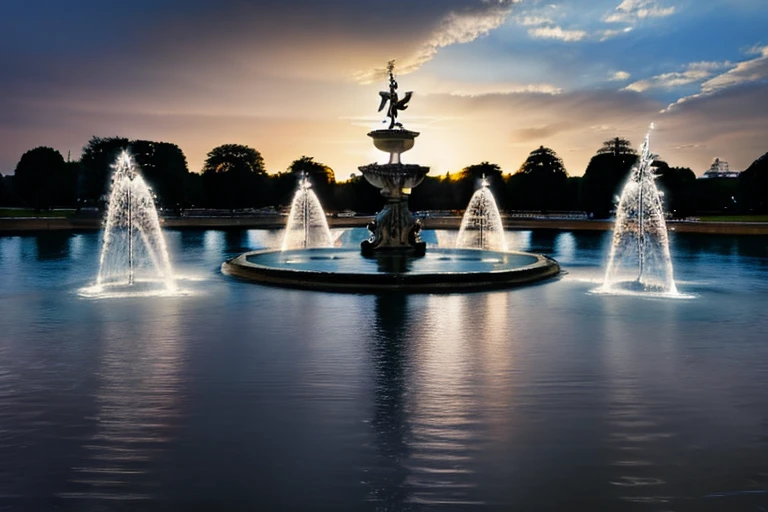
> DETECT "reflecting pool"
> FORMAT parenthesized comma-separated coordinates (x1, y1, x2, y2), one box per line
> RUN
(0, 228, 767, 511)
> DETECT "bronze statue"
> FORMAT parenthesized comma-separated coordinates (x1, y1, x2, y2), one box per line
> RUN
(377, 60, 412, 130)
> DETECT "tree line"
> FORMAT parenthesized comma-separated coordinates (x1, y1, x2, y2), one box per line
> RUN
(1, 135, 767, 218)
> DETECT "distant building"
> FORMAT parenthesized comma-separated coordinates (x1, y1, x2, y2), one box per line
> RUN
(699, 158, 740, 179)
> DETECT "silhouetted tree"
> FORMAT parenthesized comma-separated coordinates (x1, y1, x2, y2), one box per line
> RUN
(265, 172, 300, 207)
(201, 144, 266, 209)
(509, 146, 568, 211)
(130, 140, 190, 212)
(458, 162, 503, 182)
(598, 137, 635, 157)
(287, 156, 335, 207)
(410, 174, 458, 211)
(202, 144, 265, 175)
(654, 163, 696, 218)
(517, 146, 567, 177)
(80, 136, 131, 206)
(562, 176, 583, 211)
(739, 152, 768, 213)
(334, 175, 385, 214)
(13, 147, 67, 211)
(80, 137, 190, 211)
(693, 178, 739, 214)
(582, 137, 638, 218)
(453, 162, 504, 208)
(0, 174, 17, 206)
(184, 172, 205, 208)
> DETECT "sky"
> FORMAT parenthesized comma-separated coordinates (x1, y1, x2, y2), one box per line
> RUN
(1, 0, 767, 178)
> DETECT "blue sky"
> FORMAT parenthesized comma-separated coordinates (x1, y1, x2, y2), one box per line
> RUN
(1, 0, 767, 176)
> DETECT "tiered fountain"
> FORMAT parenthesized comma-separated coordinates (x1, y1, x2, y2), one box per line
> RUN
(222, 62, 559, 291)
(456, 175, 508, 251)
(81, 151, 177, 297)
(359, 61, 428, 257)
(600, 125, 679, 294)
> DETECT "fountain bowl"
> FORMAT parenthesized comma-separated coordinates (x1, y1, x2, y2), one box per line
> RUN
(222, 247, 560, 293)
(368, 129, 419, 154)
(358, 163, 429, 192)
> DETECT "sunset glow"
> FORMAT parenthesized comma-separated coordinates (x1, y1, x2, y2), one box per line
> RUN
(2, 0, 767, 176)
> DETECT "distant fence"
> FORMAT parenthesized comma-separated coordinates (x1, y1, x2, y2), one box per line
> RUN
(504, 211, 589, 220)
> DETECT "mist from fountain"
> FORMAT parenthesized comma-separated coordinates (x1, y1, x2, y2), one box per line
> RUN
(601, 126, 677, 294)
(93, 151, 176, 293)
(281, 173, 333, 251)
(456, 176, 508, 251)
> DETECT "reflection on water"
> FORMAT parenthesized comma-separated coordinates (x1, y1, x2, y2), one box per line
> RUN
(366, 295, 411, 508)
(0, 229, 767, 510)
(407, 294, 486, 507)
(554, 232, 576, 262)
(528, 229, 559, 254)
(35, 232, 71, 260)
(370, 253, 414, 273)
(64, 301, 184, 503)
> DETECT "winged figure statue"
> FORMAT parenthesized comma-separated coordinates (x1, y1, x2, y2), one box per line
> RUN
(377, 60, 412, 129)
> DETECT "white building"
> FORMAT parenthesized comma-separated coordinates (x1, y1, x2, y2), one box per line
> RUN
(699, 158, 740, 179)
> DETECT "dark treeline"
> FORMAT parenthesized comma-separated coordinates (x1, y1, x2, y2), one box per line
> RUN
(2, 136, 768, 217)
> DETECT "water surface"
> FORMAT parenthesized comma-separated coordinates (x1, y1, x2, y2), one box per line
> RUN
(1, 228, 767, 511)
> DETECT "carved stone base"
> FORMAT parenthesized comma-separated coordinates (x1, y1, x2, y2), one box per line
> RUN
(360, 196, 426, 257)
(358, 159, 429, 257)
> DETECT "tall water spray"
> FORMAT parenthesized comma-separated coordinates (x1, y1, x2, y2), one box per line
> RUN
(456, 175, 508, 251)
(602, 126, 677, 293)
(281, 173, 333, 250)
(96, 151, 176, 291)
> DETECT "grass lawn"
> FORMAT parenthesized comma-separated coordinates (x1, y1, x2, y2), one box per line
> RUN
(697, 215, 768, 222)
(0, 209, 74, 218)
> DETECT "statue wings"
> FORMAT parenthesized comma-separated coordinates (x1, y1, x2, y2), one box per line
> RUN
(377, 91, 413, 112)
(396, 91, 412, 110)
(377, 91, 390, 112)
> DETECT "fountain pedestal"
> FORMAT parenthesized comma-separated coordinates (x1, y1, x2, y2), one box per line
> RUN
(359, 130, 429, 256)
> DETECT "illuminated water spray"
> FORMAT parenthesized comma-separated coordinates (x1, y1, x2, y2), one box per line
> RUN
(282, 173, 333, 250)
(602, 125, 677, 294)
(95, 151, 176, 291)
(456, 175, 508, 251)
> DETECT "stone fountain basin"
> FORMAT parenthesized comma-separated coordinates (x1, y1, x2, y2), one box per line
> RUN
(222, 247, 560, 292)
(368, 129, 419, 154)
(359, 163, 429, 191)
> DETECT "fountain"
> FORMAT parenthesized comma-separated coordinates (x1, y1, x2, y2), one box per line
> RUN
(456, 175, 508, 251)
(222, 61, 559, 292)
(281, 173, 333, 250)
(90, 151, 176, 293)
(601, 126, 678, 294)
(358, 60, 428, 257)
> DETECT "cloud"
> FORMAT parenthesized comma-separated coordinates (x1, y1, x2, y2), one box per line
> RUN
(625, 61, 731, 92)
(664, 47, 768, 110)
(0, 0, 529, 122)
(604, 0, 676, 24)
(528, 26, 587, 42)
(610, 71, 631, 81)
(589, 125, 616, 132)
(700, 46, 768, 92)
(745, 44, 767, 55)
(418, 79, 563, 96)
(356, 0, 521, 82)
(599, 27, 633, 41)
(513, 2, 645, 43)
(512, 122, 576, 142)
(658, 82, 768, 172)
(517, 15, 553, 26)
(513, 5, 587, 42)
(671, 143, 706, 150)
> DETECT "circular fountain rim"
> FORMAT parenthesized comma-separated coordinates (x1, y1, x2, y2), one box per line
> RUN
(221, 247, 560, 293)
